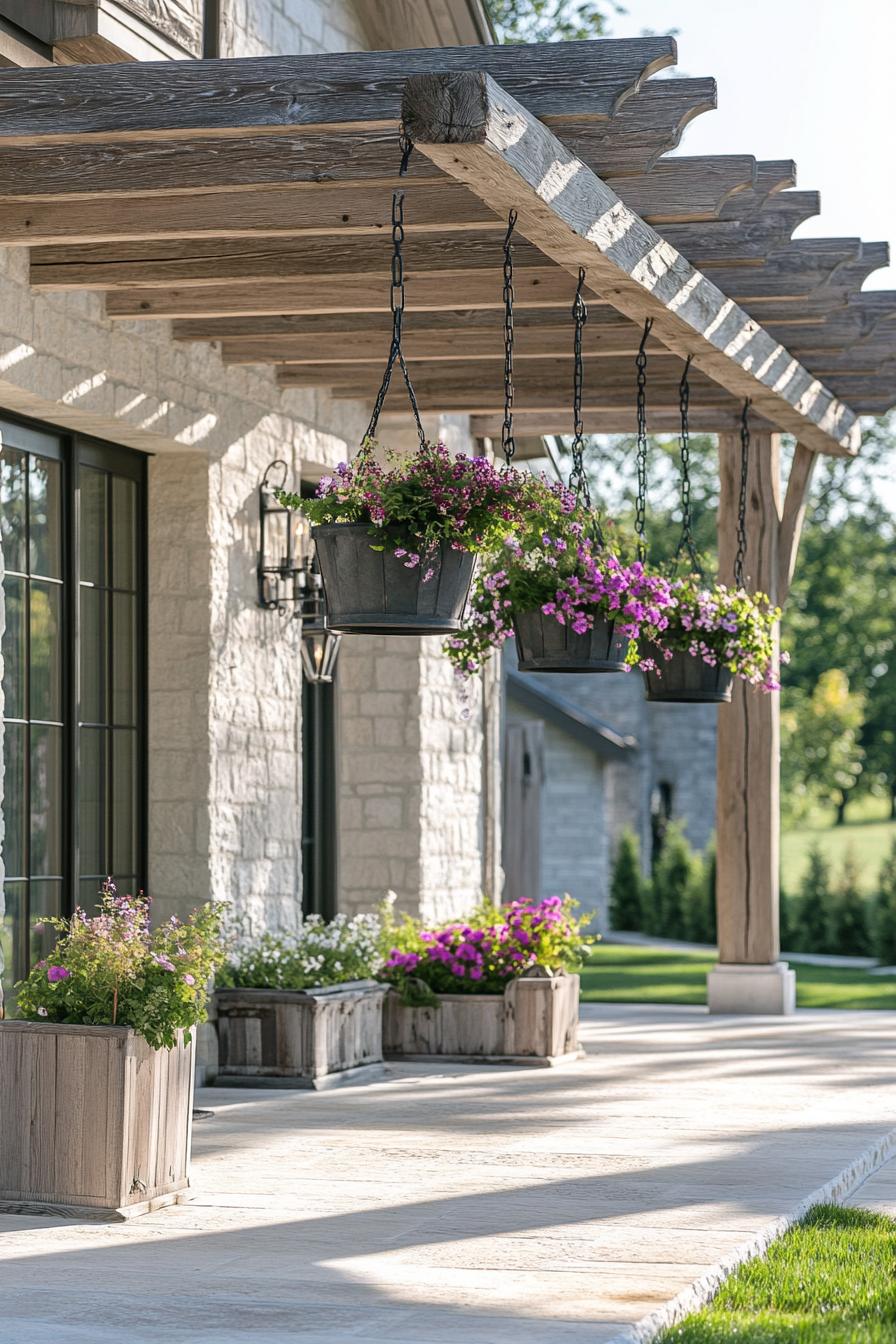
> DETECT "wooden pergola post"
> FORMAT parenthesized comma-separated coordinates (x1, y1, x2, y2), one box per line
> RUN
(709, 432, 816, 1013)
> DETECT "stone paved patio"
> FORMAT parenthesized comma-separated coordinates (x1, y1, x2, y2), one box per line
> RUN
(1, 1004, 894, 1344)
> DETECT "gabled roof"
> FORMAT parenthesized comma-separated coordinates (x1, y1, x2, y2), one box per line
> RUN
(506, 670, 637, 761)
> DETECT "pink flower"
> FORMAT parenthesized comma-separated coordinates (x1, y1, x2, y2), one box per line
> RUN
(47, 965, 71, 983)
(183, 973, 196, 986)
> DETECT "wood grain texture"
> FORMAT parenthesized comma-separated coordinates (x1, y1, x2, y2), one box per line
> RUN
(382, 971, 580, 1061)
(215, 982, 387, 1086)
(558, 77, 717, 177)
(777, 444, 817, 604)
(0, 1022, 194, 1215)
(0, 38, 677, 144)
(402, 71, 859, 455)
(715, 430, 782, 966)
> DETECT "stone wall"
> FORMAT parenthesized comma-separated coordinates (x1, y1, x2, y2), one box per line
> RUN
(0, 0, 495, 971)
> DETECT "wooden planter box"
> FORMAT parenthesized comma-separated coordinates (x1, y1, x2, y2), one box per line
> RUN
(0, 1021, 195, 1221)
(383, 969, 581, 1066)
(214, 979, 388, 1089)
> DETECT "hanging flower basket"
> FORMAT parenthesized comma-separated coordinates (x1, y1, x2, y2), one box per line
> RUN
(313, 523, 476, 635)
(513, 608, 627, 673)
(641, 577, 782, 704)
(278, 441, 526, 639)
(644, 648, 734, 703)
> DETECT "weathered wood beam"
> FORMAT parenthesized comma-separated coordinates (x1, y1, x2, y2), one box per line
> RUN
(39, 223, 858, 294)
(0, 182, 503, 246)
(558, 77, 717, 176)
(276, 351, 692, 391)
(609, 155, 756, 223)
(0, 38, 677, 144)
(104, 267, 575, 318)
(469, 407, 756, 436)
(30, 231, 552, 289)
(402, 71, 858, 456)
(778, 443, 817, 603)
(716, 161, 797, 221)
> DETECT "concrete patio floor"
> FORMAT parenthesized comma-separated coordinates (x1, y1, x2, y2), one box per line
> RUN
(1, 1003, 894, 1344)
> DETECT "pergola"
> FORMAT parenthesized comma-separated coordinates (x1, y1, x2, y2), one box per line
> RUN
(1, 38, 893, 1010)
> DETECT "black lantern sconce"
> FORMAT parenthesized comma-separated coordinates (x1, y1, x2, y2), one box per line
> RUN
(257, 460, 342, 683)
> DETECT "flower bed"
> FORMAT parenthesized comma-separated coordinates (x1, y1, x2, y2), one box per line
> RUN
(214, 913, 388, 1088)
(381, 895, 590, 1065)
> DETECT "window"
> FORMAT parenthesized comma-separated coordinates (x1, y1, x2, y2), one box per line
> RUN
(0, 416, 146, 993)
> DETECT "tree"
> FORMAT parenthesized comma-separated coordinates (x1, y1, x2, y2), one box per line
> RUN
(872, 840, 896, 965)
(608, 830, 644, 931)
(826, 851, 871, 956)
(650, 823, 699, 939)
(780, 670, 866, 824)
(792, 846, 832, 952)
(489, 0, 617, 43)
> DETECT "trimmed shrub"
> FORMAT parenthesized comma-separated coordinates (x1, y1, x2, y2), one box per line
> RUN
(826, 850, 871, 956)
(684, 837, 717, 945)
(650, 822, 701, 939)
(792, 845, 832, 952)
(608, 830, 644, 932)
(872, 839, 896, 964)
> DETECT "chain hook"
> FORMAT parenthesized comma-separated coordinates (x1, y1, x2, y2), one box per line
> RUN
(363, 135, 426, 450)
(500, 209, 518, 469)
(569, 266, 594, 520)
(634, 317, 653, 563)
(735, 398, 751, 588)
(674, 354, 700, 573)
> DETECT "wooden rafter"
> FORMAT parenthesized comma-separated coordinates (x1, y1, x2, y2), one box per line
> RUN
(402, 71, 860, 454)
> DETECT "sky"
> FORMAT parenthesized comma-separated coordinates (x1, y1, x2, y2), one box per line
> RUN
(605, 0, 896, 290)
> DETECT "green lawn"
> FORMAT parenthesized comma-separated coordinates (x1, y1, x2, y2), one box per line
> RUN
(581, 946, 896, 1010)
(656, 1205, 896, 1343)
(781, 795, 896, 895)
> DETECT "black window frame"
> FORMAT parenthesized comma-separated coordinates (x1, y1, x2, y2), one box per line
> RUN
(1, 409, 148, 987)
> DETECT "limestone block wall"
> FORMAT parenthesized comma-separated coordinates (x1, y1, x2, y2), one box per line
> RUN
(0, 0, 495, 973)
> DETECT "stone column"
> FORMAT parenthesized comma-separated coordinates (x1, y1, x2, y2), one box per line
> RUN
(708, 430, 795, 1015)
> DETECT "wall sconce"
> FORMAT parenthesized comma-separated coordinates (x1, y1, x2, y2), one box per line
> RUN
(257, 460, 341, 683)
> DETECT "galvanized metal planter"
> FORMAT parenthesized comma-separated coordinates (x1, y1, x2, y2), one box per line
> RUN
(644, 648, 734, 703)
(214, 979, 388, 1089)
(383, 968, 581, 1066)
(514, 610, 627, 673)
(0, 1021, 195, 1221)
(312, 523, 476, 635)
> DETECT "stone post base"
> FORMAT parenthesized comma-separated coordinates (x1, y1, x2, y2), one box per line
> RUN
(707, 962, 796, 1015)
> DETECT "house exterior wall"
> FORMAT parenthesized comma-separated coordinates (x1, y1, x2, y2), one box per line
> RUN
(0, 0, 495, 1001)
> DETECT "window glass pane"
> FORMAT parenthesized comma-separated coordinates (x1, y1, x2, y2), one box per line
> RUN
(29, 457, 62, 579)
(29, 880, 63, 969)
(0, 446, 27, 574)
(30, 724, 63, 876)
(80, 586, 106, 725)
(2, 574, 26, 720)
(112, 592, 137, 727)
(111, 729, 136, 876)
(112, 475, 137, 591)
(2, 723, 26, 879)
(29, 581, 62, 723)
(79, 877, 105, 912)
(79, 466, 107, 588)
(1, 881, 27, 991)
(79, 726, 106, 876)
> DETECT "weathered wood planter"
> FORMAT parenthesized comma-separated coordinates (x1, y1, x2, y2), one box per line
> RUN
(0, 1021, 195, 1221)
(515, 610, 627, 673)
(644, 649, 734, 703)
(215, 979, 388, 1089)
(312, 522, 476, 635)
(383, 969, 581, 1065)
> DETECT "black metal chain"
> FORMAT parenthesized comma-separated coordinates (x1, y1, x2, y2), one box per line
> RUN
(634, 317, 653, 563)
(675, 354, 700, 571)
(363, 138, 425, 449)
(568, 267, 591, 509)
(398, 126, 414, 177)
(735, 398, 751, 588)
(501, 210, 518, 467)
